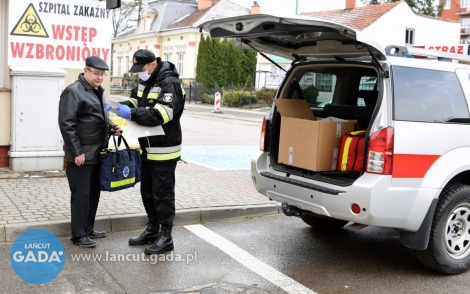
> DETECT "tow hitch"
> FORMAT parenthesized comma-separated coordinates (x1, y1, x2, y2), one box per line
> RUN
(282, 202, 300, 217)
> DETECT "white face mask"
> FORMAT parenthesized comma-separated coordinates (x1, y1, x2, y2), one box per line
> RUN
(137, 71, 151, 81)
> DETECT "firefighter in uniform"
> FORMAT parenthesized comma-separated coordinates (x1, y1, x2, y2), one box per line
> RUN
(116, 49, 185, 255)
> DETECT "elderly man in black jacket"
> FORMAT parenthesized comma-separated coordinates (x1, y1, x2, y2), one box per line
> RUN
(58, 56, 121, 248)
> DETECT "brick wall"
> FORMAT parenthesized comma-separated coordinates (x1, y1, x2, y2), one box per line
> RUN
(0, 146, 9, 167)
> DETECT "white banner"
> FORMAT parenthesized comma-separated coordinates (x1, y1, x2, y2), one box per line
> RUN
(8, 0, 112, 68)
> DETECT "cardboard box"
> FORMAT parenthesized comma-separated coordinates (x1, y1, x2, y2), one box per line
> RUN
(274, 99, 356, 171)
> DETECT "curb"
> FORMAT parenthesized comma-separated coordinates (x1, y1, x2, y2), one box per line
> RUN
(0, 204, 281, 243)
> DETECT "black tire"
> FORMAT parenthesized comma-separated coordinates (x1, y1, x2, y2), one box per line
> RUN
(416, 184, 470, 274)
(300, 214, 349, 230)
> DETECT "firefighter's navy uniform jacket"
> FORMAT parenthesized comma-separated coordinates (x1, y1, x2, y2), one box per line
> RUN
(121, 61, 184, 163)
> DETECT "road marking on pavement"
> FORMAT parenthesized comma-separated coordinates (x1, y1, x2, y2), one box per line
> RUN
(185, 224, 316, 294)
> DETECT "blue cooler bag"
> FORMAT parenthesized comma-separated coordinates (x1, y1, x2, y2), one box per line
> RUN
(99, 135, 141, 192)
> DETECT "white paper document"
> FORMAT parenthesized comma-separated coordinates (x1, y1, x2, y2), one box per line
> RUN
(108, 101, 165, 138)
(127, 120, 165, 137)
(319, 116, 348, 122)
(109, 101, 122, 115)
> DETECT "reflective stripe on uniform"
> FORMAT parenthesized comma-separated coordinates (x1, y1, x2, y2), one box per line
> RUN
(145, 145, 182, 161)
(146, 145, 181, 153)
(137, 85, 161, 99)
(147, 150, 181, 161)
(137, 90, 159, 99)
(126, 98, 138, 108)
(138, 84, 161, 93)
(153, 104, 173, 124)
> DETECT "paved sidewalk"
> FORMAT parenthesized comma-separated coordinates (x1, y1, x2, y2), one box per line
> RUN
(0, 103, 279, 242)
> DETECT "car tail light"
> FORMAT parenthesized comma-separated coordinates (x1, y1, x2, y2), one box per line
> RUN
(366, 127, 394, 174)
(260, 115, 267, 151)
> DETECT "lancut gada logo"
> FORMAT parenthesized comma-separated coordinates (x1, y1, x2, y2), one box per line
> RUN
(10, 229, 65, 284)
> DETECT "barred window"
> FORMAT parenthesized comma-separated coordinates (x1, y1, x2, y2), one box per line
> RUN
(315, 73, 333, 92)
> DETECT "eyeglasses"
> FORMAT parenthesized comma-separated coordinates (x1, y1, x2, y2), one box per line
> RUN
(86, 68, 107, 77)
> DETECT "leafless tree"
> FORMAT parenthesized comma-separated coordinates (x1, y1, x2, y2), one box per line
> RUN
(111, 0, 144, 38)
(110, 0, 144, 76)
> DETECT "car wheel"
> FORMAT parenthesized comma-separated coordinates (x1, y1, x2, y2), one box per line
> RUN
(300, 214, 348, 230)
(416, 184, 470, 274)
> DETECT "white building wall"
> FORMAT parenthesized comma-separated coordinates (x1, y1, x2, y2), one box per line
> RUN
(363, 3, 460, 48)
(113, 29, 208, 82)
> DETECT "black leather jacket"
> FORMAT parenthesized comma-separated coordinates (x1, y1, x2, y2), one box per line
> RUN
(58, 73, 115, 164)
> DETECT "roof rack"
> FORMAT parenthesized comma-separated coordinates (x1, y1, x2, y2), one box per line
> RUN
(384, 45, 470, 63)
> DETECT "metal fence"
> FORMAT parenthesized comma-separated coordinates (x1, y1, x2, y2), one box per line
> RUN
(109, 80, 273, 110)
(182, 81, 270, 110)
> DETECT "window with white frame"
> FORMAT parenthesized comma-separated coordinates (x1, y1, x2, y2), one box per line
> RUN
(444, 0, 450, 9)
(164, 53, 171, 62)
(177, 53, 184, 77)
(125, 56, 129, 72)
(117, 57, 122, 76)
(405, 28, 415, 45)
(462, 18, 470, 34)
(462, 0, 470, 8)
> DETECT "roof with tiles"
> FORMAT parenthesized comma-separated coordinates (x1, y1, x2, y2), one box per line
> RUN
(301, 1, 402, 31)
(164, 0, 249, 31)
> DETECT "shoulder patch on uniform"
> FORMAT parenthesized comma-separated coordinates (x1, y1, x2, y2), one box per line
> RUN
(163, 93, 173, 102)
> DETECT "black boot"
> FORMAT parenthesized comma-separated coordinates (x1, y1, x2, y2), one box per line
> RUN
(144, 225, 174, 255)
(128, 222, 160, 245)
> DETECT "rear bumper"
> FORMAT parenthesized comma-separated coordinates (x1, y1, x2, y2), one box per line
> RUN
(251, 152, 439, 231)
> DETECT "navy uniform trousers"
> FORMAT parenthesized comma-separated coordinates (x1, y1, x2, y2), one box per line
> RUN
(140, 160, 177, 226)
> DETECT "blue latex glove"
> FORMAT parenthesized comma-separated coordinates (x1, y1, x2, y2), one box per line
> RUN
(117, 104, 131, 119)
(105, 104, 112, 111)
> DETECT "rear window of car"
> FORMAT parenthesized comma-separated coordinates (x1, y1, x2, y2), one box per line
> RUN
(393, 66, 469, 123)
(294, 72, 336, 107)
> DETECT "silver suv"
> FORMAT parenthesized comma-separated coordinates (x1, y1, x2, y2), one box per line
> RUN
(201, 14, 470, 274)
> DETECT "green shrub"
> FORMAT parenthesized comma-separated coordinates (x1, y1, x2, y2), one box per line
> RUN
(222, 90, 256, 107)
(302, 85, 319, 105)
(202, 93, 215, 104)
(122, 73, 139, 88)
(255, 87, 277, 107)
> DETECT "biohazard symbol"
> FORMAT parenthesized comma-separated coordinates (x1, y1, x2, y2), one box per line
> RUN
(10, 4, 49, 38)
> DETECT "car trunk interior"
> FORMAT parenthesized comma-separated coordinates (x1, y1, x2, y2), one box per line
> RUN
(268, 62, 379, 186)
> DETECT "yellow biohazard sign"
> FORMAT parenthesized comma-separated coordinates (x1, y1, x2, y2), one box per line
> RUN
(10, 4, 49, 38)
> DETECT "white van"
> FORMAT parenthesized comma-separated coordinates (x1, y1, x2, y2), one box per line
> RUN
(201, 14, 470, 274)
